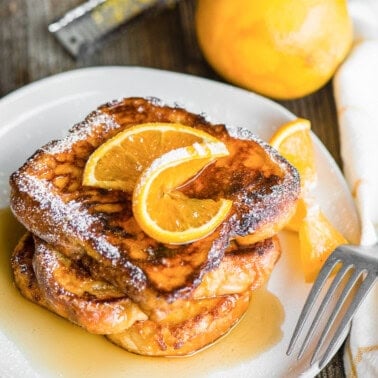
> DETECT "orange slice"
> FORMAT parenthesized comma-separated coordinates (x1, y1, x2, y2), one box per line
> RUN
(270, 118, 348, 282)
(270, 118, 316, 192)
(132, 142, 232, 244)
(83, 123, 220, 192)
(299, 206, 347, 282)
(270, 118, 316, 232)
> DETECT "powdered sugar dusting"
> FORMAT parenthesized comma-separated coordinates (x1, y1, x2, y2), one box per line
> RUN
(43, 111, 120, 155)
(15, 173, 122, 261)
(226, 126, 262, 143)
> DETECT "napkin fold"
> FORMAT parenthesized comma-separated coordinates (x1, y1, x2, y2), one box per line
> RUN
(333, 0, 378, 376)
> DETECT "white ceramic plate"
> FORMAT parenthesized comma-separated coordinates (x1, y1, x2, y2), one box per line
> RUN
(0, 67, 360, 378)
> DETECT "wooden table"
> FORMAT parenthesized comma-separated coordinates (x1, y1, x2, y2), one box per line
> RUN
(0, 0, 345, 376)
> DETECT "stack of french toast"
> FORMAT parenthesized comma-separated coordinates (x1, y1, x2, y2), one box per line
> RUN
(10, 97, 299, 356)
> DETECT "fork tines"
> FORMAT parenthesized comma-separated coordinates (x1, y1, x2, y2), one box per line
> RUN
(287, 244, 378, 370)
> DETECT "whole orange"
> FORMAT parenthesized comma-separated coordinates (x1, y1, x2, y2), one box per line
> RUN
(195, 0, 353, 99)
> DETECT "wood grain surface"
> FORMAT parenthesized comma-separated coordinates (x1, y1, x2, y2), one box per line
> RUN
(0, 0, 345, 376)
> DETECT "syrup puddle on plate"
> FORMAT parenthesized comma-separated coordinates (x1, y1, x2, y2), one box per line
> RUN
(0, 207, 284, 377)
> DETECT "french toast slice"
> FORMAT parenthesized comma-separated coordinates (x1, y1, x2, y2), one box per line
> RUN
(12, 233, 278, 355)
(11, 234, 248, 355)
(13, 233, 280, 322)
(10, 97, 299, 303)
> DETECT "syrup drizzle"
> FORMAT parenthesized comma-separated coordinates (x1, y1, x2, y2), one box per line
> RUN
(0, 207, 284, 377)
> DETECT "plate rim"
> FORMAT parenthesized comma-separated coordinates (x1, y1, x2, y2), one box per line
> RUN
(0, 66, 359, 378)
(0, 66, 293, 116)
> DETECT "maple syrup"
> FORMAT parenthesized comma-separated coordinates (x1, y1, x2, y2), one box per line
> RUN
(0, 207, 284, 377)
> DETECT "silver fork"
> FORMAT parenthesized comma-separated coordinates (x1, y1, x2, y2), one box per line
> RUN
(287, 243, 378, 369)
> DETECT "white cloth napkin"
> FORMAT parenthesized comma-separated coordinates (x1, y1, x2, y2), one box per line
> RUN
(333, 0, 378, 376)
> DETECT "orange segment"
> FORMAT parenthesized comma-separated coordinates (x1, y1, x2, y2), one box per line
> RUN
(132, 142, 232, 244)
(270, 118, 348, 282)
(299, 207, 347, 282)
(83, 123, 220, 192)
(270, 118, 316, 232)
(270, 118, 316, 190)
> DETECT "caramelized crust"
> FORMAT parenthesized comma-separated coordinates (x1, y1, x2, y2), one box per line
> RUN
(70, 236, 281, 316)
(13, 231, 280, 316)
(10, 97, 299, 303)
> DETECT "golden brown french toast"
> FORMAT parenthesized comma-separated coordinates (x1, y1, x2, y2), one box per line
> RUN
(12, 232, 280, 355)
(13, 232, 280, 321)
(10, 98, 299, 305)
(11, 233, 247, 355)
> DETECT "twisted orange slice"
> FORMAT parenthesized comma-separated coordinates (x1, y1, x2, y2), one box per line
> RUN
(132, 142, 232, 244)
(83, 123, 221, 192)
(83, 123, 232, 244)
